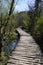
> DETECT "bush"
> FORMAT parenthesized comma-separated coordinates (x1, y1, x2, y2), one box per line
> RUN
(33, 13, 43, 51)
(3, 32, 18, 45)
(34, 13, 43, 41)
(0, 32, 18, 65)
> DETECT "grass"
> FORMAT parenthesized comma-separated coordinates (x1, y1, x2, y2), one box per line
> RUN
(0, 51, 9, 65)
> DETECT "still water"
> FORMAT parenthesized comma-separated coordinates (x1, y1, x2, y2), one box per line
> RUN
(3, 37, 19, 55)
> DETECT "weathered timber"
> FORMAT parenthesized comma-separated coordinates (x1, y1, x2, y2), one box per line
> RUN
(7, 28, 43, 65)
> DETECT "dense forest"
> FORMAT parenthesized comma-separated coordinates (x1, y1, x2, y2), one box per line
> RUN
(0, 0, 43, 65)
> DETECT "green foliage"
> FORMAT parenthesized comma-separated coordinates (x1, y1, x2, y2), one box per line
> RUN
(34, 13, 43, 42)
(0, 51, 9, 65)
(3, 32, 17, 45)
(0, 0, 43, 63)
(22, 13, 29, 31)
(14, 13, 23, 27)
(0, 0, 18, 64)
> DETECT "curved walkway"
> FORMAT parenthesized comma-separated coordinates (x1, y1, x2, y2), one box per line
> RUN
(7, 28, 43, 65)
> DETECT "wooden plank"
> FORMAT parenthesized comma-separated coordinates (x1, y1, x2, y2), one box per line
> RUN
(7, 28, 43, 65)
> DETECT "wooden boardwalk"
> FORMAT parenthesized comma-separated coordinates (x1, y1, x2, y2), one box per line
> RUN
(7, 28, 43, 65)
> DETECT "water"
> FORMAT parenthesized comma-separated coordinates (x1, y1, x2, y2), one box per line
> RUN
(3, 37, 19, 55)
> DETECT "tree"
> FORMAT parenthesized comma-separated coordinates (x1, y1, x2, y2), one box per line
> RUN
(15, 13, 23, 27)
(34, 12, 43, 52)
(35, 0, 41, 17)
(27, 0, 43, 52)
(27, 0, 42, 34)
(0, 0, 15, 60)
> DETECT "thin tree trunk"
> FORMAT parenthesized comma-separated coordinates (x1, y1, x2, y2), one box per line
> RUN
(3, 0, 15, 34)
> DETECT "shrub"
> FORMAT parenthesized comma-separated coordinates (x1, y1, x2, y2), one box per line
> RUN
(3, 32, 18, 45)
(34, 13, 43, 40)
(33, 13, 43, 51)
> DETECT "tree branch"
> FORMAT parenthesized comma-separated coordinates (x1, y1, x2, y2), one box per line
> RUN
(3, 0, 15, 34)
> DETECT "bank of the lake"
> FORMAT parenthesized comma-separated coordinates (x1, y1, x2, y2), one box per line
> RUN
(0, 31, 19, 65)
